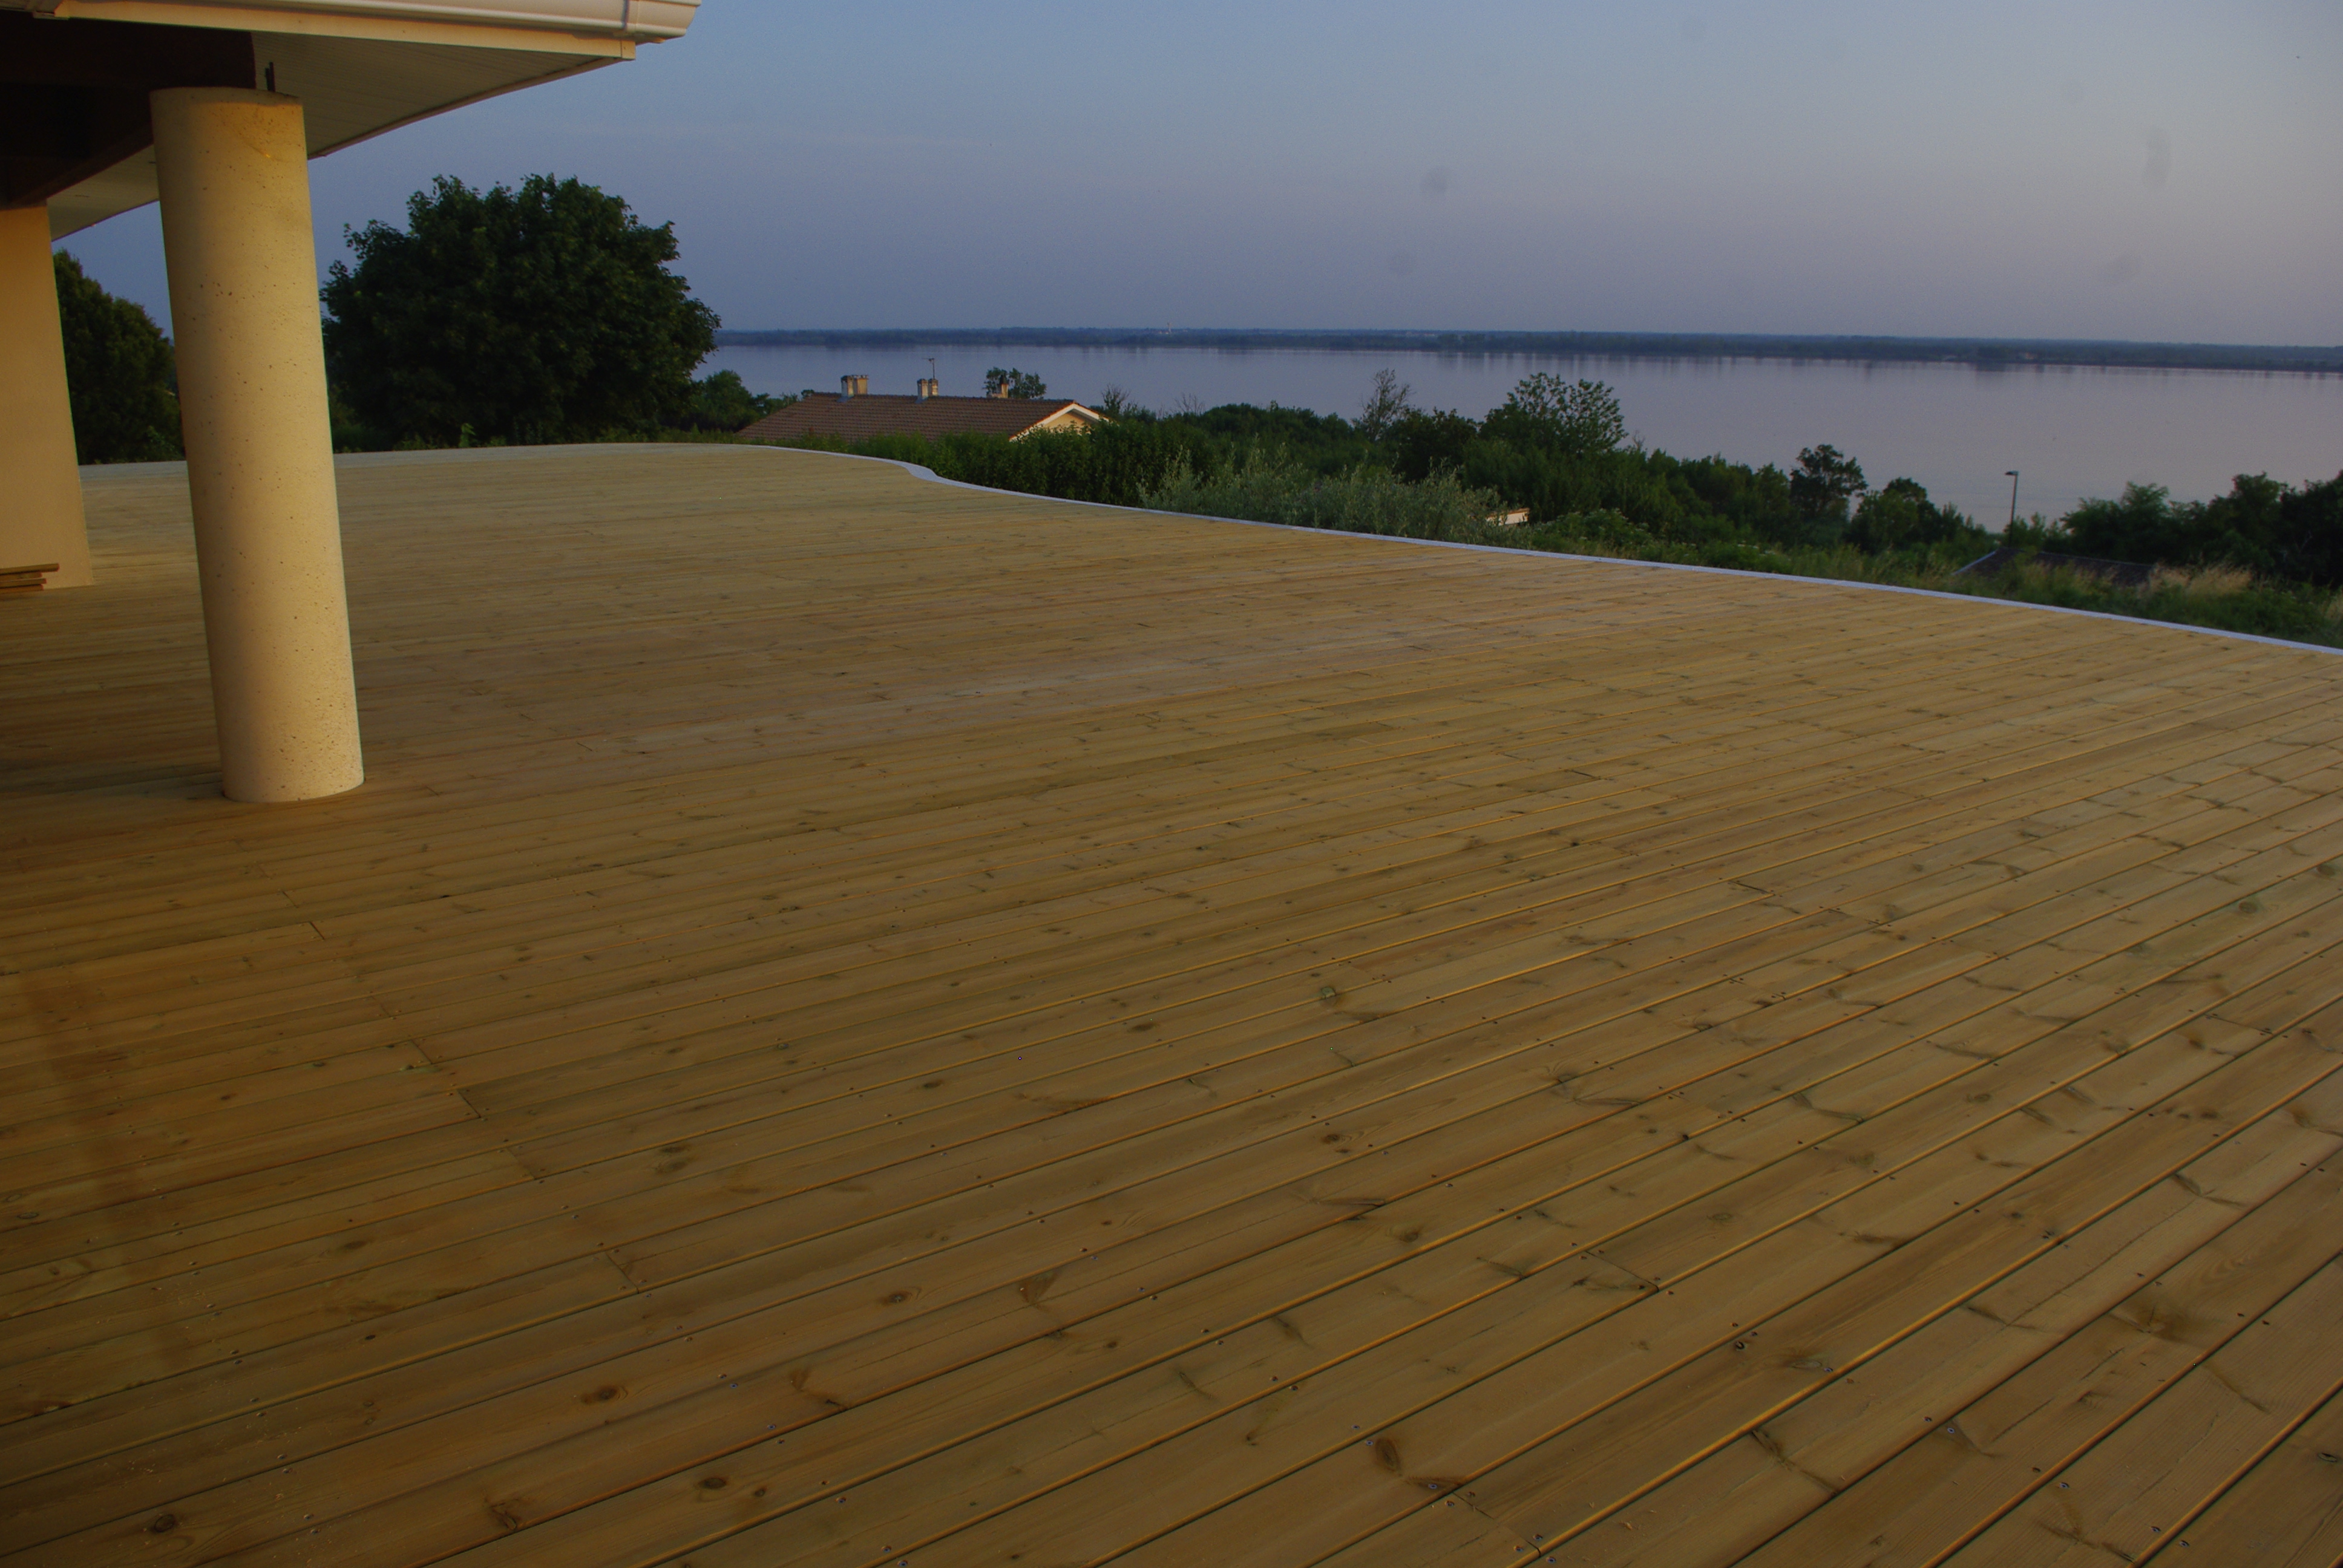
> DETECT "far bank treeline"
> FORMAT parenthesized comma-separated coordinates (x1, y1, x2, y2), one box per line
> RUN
(719, 327, 2343, 377)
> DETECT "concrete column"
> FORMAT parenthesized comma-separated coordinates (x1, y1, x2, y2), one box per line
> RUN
(0, 204, 95, 590)
(151, 87, 362, 803)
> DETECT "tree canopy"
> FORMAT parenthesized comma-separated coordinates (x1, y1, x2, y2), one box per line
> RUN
(52, 250, 181, 463)
(1784, 443, 1868, 543)
(1355, 368, 1412, 443)
(680, 369, 782, 433)
(985, 366, 1047, 399)
(1848, 476, 1974, 552)
(2060, 474, 2343, 587)
(1480, 373, 1627, 458)
(321, 174, 718, 446)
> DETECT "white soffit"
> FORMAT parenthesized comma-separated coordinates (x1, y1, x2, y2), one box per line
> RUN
(48, 38, 615, 237)
(14, 0, 699, 237)
(261, 31, 616, 155)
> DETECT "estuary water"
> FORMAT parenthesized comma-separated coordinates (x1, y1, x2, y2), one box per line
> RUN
(707, 342, 2342, 528)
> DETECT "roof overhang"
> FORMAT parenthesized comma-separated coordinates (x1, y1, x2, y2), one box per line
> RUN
(1, 0, 698, 237)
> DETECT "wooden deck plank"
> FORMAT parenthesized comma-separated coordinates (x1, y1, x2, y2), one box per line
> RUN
(1704, 1149, 2343, 1567)
(1936, 1257, 2343, 1566)
(4, 445, 2341, 1566)
(402, 750, 2287, 1129)
(1017, 1027, 2343, 1566)
(1511, 1128, 2343, 1565)
(764, 998, 2324, 1566)
(2157, 1382, 2343, 1566)
(375, 937, 2343, 1556)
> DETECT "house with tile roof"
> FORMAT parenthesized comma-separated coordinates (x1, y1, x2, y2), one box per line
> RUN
(737, 376, 1105, 443)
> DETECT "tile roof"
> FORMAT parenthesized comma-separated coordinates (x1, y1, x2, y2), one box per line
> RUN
(737, 393, 1101, 443)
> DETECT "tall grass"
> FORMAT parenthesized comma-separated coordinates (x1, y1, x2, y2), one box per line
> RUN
(1138, 450, 1504, 538)
(1513, 532, 2342, 647)
(1937, 557, 2343, 645)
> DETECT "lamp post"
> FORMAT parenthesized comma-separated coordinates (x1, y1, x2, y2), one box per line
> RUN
(2005, 470, 2021, 531)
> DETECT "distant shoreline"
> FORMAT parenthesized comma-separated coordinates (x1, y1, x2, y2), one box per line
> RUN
(712, 328, 2343, 377)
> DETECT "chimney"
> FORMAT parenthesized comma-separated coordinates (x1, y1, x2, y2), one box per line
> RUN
(915, 377, 939, 400)
(840, 374, 867, 399)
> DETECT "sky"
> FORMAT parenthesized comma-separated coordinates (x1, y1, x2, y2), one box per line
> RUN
(57, 0, 2343, 345)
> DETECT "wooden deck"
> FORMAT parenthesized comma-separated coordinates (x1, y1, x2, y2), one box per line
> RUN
(5, 443, 2342, 1567)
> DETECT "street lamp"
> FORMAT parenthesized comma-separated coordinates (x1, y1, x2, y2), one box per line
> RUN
(2005, 470, 2021, 531)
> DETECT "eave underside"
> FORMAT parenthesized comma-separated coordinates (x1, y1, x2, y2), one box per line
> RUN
(2, 7, 644, 236)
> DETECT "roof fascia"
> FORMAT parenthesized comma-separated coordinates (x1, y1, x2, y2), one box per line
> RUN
(22, 0, 693, 51)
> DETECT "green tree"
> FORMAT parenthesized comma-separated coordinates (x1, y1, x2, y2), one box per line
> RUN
(1356, 367, 1414, 442)
(2218, 472, 2343, 586)
(682, 369, 783, 431)
(1788, 443, 1867, 539)
(985, 366, 1047, 398)
(2059, 482, 2181, 563)
(1481, 373, 1627, 457)
(2060, 472, 2343, 586)
(321, 174, 718, 446)
(1385, 408, 1481, 482)
(1848, 477, 1980, 554)
(51, 250, 181, 463)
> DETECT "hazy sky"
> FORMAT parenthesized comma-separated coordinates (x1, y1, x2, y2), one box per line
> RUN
(61, 1, 2343, 344)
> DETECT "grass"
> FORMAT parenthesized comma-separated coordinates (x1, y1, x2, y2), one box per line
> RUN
(1940, 557, 2343, 646)
(1138, 449, 1503, 539)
